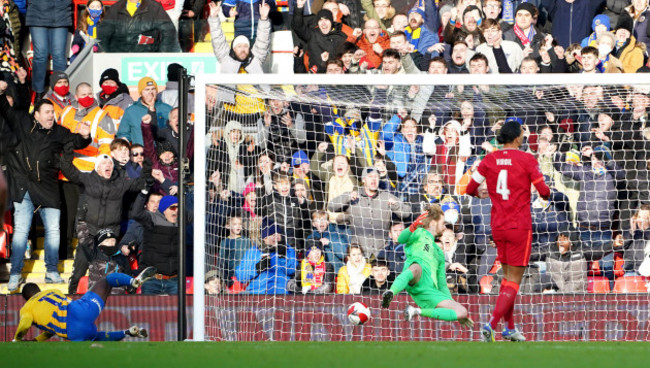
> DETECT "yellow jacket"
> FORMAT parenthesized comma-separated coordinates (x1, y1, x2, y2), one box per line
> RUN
(618, 36, 646, 73)
(336, 262, 371, 294)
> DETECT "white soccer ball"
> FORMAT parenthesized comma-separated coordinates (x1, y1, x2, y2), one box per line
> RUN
(347, 302, 371, 325)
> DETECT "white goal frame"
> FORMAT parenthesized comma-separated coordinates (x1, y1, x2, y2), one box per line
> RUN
(192, 72, 647, 341)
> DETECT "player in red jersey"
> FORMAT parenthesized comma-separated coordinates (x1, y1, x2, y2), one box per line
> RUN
(466, 119, 550, 342)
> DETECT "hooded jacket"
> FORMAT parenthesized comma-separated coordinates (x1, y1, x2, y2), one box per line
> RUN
(208, 14, 271, 104)
(614, 35, 646, 73)
(292, 7, 349, 73)
(207, 120, 260, 193)
(60, 152, 148, 234)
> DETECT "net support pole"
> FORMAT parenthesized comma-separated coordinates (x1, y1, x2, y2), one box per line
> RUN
(177, 67, 190, 341)
(192, 80, 206, 341)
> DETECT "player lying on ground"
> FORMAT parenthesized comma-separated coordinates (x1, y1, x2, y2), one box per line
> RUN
(466, 119, 550, 342)
(13, 267, 158, 342)
(381, 204, 474, 328)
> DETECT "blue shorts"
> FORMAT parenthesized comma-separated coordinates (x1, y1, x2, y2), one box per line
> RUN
(66, 291, 105, 341)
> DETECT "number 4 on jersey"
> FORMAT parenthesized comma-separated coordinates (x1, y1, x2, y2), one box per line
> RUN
(496, 170, 511, 200)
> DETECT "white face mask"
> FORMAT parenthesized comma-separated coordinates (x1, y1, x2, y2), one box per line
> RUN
(598, 44, 612, 57)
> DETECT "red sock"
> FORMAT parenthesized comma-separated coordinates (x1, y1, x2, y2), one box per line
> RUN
(489, 280, 520, 330)
(504, 304, 515, 330)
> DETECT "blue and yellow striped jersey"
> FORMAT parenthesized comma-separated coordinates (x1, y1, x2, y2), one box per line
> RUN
(14, 290, 71, 341)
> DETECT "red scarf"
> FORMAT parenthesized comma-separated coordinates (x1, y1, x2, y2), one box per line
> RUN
(513, 25, 535, 46)
(303, 257, 327, 289)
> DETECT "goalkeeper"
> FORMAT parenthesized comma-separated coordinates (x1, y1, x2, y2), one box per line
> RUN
(381, 204, 473, 328)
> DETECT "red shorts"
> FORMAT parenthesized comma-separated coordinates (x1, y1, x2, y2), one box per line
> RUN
(491, 228, 533, 267)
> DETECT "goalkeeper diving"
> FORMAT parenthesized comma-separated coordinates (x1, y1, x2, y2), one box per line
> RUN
(381, 204, 473, 328)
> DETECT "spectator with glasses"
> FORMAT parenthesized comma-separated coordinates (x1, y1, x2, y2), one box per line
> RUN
(126, 144, 145, 179)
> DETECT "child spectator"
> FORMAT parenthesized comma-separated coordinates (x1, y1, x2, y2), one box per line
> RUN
(596, 32, 624, 73)
(336, 243, 371, 294)
(305, 210, 350, 273)
(291, 242, 335, 294)
(291, 150, 325, 208)
(126, 144, 145, 179)
(546, 232, 587, 293)
(218, 213, 252, 285)
(245, 152, 275, 197)
(205, 270, 226, 295)
(236, 222, 297, 294)
(581, 14, 611, 47)
(360, 258, 391, 294)
(373, 153, 399, 196)
(259, 172, 304, 249)
(377, 221, 405, 273)
(71, 0, 104, 62)
(439, 227, 470, 293)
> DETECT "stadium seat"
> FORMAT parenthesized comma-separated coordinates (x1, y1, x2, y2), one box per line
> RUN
(228, 277, 246, 294)
(186, 277, 194, 295)
(587, 276, 611, 293)
(76, 276, 89, 294)
(613, 276, 649, 293)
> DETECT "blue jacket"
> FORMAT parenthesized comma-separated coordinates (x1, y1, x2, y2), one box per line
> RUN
(405, 24, 439, 56)
(222, 0, 277, 39)
(377, 239, 405, 274)
(542, 0, 606, 48)
(531, 190, 571, 248)
(305, 224, 350, 274)
(116, 99, 172, 145)
(380, 114, 427, 178)
(13, 0, 27, 14)
(26, 0, 72, 27)
(236, 245, 297, 294)
(470, 197, 492, 246)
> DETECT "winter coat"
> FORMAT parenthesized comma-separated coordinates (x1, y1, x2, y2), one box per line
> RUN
(257, 107, 306, 165)
(292, 7, 348, 73)
(0, 94, 91, 208)
(97, 0, 180, 52)
(305, 224, 350, 274)
(218, 236, 252, 283)
(377, 239, 405, 274)
(2, 0, 22, 64)
(259, 190, 305, 247)
(474, 41, 524, 74)
(97, 89, 134, 129)
(116, 99, 173, 145)
(328, 188, 411, 258)
(207, 120, 260, 192)
(628, 6, 650, 50)
(336, 261, 371, 294)
(355, 33, 391, 70)
(546, 248, 587, 293)
(502, 25, 546, 59)
(235, 244, 297, 294)
(615, 35, 646, 73)
(221, 0, 276, 40)
(142, 122, 180, 191)
(554, 155, 625, 229)
(60, 152, 148, 234)
(604, 0, 632, 27)
(531, 191, 572, 250)
(542, 0, 606, 48)
(25, 0, 71, 27)
(208, 15, 270, 104)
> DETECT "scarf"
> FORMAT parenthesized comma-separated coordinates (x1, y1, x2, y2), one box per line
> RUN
(346, 260, 367, 294)
(225, 137, 242, 192)
(513, 24, 535, 46)
(301, 257, 327, 290)
(87, 15, 99, 39)
(502, 0, 515, 25)
(0, 1, 19, 76)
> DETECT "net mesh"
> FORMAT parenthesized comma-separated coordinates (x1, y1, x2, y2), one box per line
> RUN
(197, 78, 650, 341)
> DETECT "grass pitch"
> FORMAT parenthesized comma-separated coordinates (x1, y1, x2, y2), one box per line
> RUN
(2, 341, 648, 368)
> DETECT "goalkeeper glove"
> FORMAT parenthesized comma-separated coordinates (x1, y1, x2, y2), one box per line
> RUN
(409, 212, 429, 232)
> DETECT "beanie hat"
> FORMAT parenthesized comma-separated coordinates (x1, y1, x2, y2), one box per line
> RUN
(317, 9, 334, 24)
(157, 140, 177, 157)
(138, 77, 157, 95)
(592, 14, 610, 32)
(616, 12, 634, 34)
(95, 228, 117, 245)
(99, 68, 120, 87)
(291, 150, 309, 167)
(159, 195, 178, 213)
(50, 71, 69, 89)
(94, 154, 114, 172)
(515, 2, 537, 17)
(232, 35, 250, 49)
(439, 4, 453, 22)
(463, 5, 483, 22)
(166, 63, 184, 82)
(408, 7, 426, 20)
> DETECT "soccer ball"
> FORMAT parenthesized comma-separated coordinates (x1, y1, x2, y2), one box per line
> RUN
(347, 302, 371, 325)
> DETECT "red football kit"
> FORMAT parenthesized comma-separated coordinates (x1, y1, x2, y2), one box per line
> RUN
(467, 149, 550, 266)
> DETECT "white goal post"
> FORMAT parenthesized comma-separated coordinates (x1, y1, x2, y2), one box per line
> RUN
(193, 72, 650, 342)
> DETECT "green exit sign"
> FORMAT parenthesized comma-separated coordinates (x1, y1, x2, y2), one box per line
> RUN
(121, 55, 218, 85)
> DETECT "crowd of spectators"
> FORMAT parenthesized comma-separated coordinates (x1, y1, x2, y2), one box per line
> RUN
(2, 0, 650, 296)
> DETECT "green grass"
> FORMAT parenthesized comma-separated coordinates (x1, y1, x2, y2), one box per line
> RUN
(2, 341, 650, 368)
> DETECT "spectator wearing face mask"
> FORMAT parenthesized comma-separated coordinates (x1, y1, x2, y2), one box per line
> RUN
(96, 68, 133, 129)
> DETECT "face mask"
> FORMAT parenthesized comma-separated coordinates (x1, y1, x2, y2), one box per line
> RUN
(88, 8, 103, 19)
(53, 85, 69, 97)
(598, 45, 612, 56)
(78, 96, 95, 108)
(100, 245, 120, 257)
(101, 84, 119, 96)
